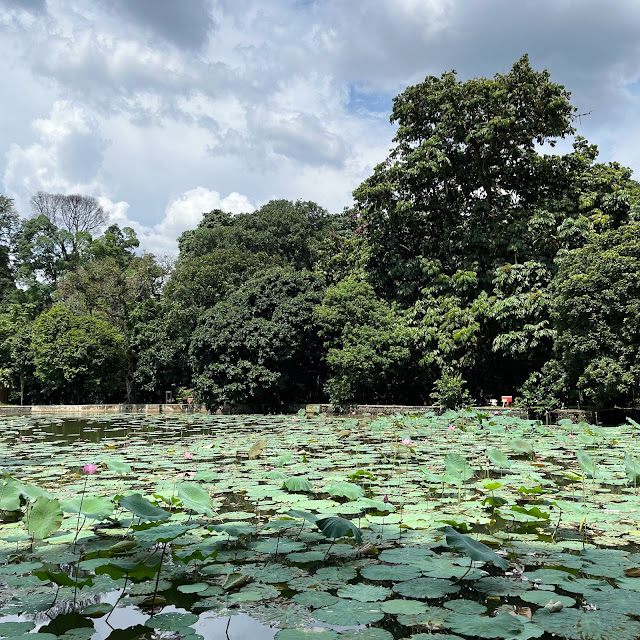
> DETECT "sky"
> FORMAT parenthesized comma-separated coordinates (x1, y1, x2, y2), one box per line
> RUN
(1, 0, 640, 256)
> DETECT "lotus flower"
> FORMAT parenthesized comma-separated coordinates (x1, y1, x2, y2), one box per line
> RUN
(402, 438, 412, 446)
(183, 451, 194, 460)
(82, 463, 98, 475)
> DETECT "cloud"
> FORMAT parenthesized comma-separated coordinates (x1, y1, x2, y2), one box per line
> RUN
(2, 0, 640, 245)
(3, 101, 109, 201)
(101, 187, 254, 256)
(101, 0, 214, 51)
(0, 0, 46, 14)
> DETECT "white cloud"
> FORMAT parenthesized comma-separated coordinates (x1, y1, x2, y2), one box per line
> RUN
(2, 0, 640, 243)
(100, 187, 254, 256)
(3, 100, 108, 202)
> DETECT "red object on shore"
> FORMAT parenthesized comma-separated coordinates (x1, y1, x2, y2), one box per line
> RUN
(501, 395, 513, 407)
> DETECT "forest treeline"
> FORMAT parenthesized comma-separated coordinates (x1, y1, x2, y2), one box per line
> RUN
(1, 55, 639, 411)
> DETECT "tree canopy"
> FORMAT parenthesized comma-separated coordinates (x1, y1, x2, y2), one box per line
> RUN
(2, 55, 640, 411)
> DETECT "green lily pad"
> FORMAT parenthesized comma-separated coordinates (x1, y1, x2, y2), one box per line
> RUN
(292, 591, 339, 608)
(145, 612, 199, 631)
(360, 563, 421, 582)
(313, 599, 383, 626)
(445, 612, 528, 639)
(379, 599, 427, 614)
(533, 607, 640, 640)
(336, 583, 391, 602)
(393, 577, 460, 599)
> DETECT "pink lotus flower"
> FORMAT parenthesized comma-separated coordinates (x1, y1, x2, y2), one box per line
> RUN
(183, 451, 194, 460)
(383, 494, 389, 504)
(448, 425, 455, 431)
(292, 417, 299, 422)
(402, 438, 412, 446)
(82, 463, 98, 475)
(568, 434, 574, 439)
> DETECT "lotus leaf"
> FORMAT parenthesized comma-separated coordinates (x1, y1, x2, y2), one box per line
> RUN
(443, 526, 509, 570)
(117, 493, 170, 521)
(360, 563, 421, 582)
(24, 497, 63, 540)
(533, 607, 640, 640)
(393, 577, 460, 600)
(313, 599, 383, 626)
(336, 583, 391, 602)
(177, 482, 214, 516)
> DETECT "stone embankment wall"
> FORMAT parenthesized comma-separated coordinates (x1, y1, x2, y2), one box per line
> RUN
(0, 404, 207, 416)
(0, 402, 632, 426)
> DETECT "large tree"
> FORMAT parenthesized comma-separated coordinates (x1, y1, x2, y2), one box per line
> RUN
(352, 54, 576, 302)
(190, 266, 325, 408)
(552, 222, 640, 407)
(30, 304, 126, 403)
(55, 228, 165, 403)
(350, 55, 640, 403)
(178, 200, 345, 270)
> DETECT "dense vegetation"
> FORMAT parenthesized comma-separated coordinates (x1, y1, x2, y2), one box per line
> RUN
(1, 55, 639, 410)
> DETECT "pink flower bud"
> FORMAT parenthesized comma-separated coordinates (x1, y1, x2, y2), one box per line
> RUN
(402, 438, 412, 446)
(383, 494, 389, 504)
(82, 463, 98, 475)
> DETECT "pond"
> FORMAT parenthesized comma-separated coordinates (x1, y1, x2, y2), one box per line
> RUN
(1, 409, 640, 640)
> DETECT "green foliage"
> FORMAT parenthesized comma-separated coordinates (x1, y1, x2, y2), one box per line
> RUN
(30, 304, 126, 403)
(431, 368, 472, 409)
(164, 248, 282, 310)
(517, 359, 568, 411)
(190, 266, 324, 407)
(353, 54, 575, 302)
(443, 526, 509, 570)
(553, 222, 640, 407)
(178, 199, 341, 270)
(314, 275, 416, 406)
(24, 497, 63, 540)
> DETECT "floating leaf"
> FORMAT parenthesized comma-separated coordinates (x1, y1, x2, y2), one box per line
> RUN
(360, 563, 421, 582)
(445, 612, 529, 639)
(337, 583, 391, 602)
(533, 607, 640, 640)
(313, 599, 383, 626)
(392, 577, 460, 599)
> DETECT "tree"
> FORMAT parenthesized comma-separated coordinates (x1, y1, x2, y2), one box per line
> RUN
(30, 304, 126, 403)
(164, 248, 283, 311)
(30, 192, 107, 236)
(55, 246, 166, 403)
(314, 275, 417, 406)
(352, 54, 575, 302)
(0, 196, 20, 303)
(178, 200, 343, 269)
(190, 267, 325, 408)
(0, 303, 40, 404)
(552, 222, 640, 407)
(350, 56, 640, 405)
